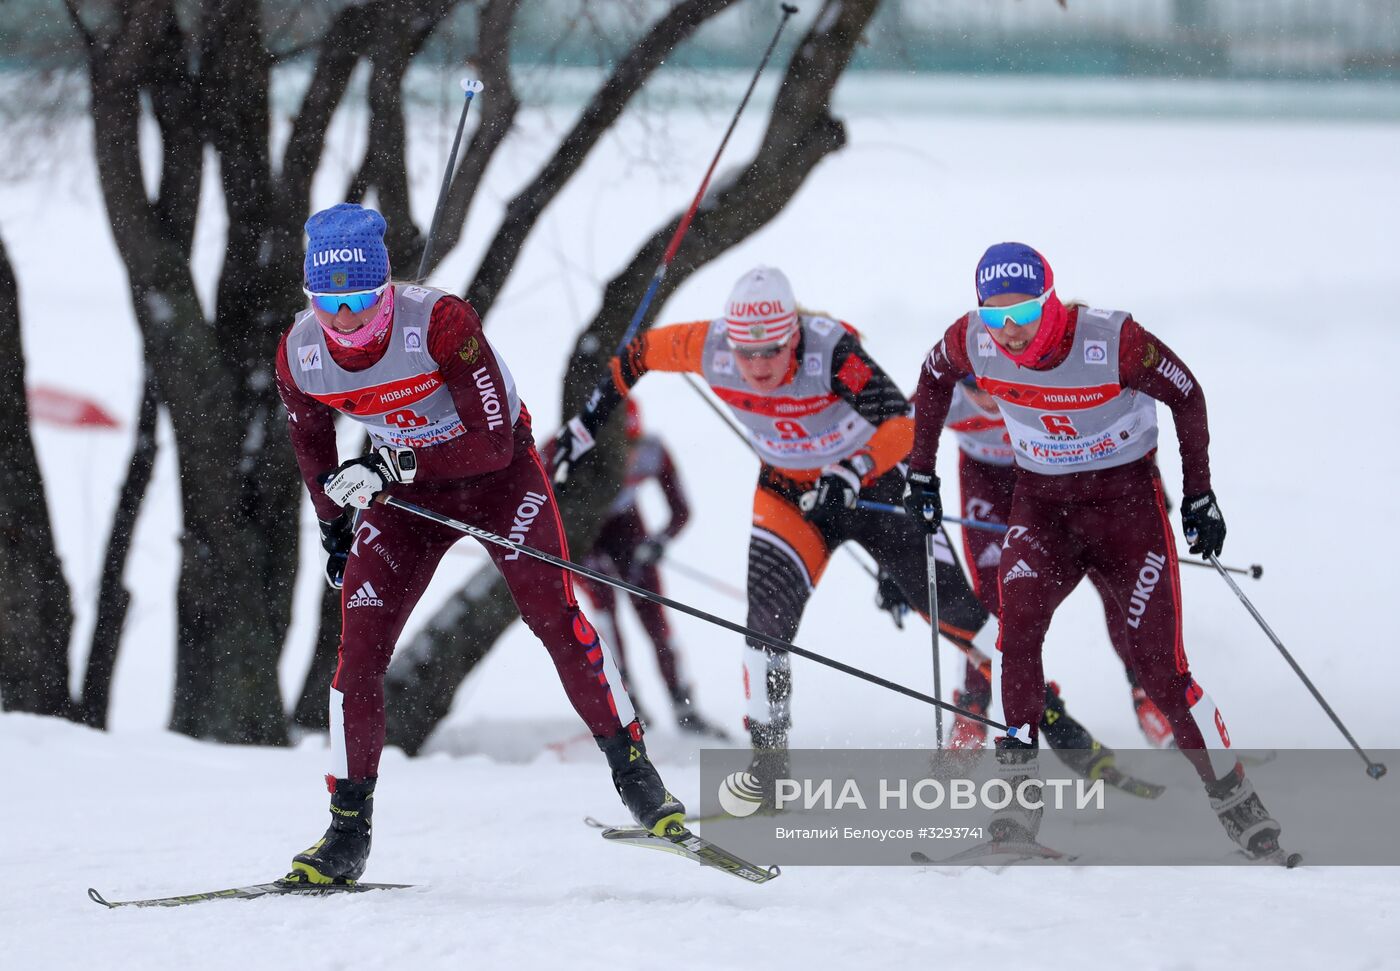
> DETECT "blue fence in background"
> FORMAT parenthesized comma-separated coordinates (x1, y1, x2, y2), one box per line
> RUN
(4, 0, 1399, 81)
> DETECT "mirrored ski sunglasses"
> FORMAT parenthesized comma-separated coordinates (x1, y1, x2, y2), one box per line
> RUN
(976, 287, 1053, 330)
(734, 343, 788, 361)
(304, 282, 389, 315)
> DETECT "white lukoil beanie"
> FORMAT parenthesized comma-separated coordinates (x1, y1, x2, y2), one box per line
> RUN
(724, 266, 798, 347)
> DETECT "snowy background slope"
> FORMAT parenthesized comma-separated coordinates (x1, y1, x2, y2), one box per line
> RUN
(3, 75, 1398, 968)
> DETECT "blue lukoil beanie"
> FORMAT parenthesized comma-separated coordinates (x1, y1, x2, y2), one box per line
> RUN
(975, 242, 1052, 304)
(304, 203, 390, 292)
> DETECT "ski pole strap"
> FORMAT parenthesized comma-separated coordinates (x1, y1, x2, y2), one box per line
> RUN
(376, 493, 1016, 735)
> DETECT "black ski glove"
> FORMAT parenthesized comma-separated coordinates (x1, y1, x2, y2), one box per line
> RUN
(800, 455, 873, 527)
(551, 386, 615, 485)
(1181, 490, 1226, 558)
(319, 514, 354, 590)
(875, 569, 910, 630)
(902, 470, 942, 534)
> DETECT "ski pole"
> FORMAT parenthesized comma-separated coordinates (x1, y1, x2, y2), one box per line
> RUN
(661, 557, 746, 602)
(855, 499, 1009, 535)
(1180, 557, 1263, 580)
(926, 532, 944, 749)
(377, 493, 1027, 738)
(858, 499, 1265, 577)
(612, 3, 800, 355)
(1208, 553, 1386, 780)
(416, 77, 485, 281)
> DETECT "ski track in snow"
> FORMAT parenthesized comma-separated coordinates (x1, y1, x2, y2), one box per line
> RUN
(2, 80, 1398, 968)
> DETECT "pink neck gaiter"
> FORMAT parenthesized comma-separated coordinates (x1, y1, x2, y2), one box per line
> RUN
(993, 291, 1069, 369)
(319, 286, 394, 349)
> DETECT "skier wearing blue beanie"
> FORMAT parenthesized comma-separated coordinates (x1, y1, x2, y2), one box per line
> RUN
(275, 203, 684, 885)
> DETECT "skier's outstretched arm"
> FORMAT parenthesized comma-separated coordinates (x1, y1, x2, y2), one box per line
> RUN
(552, 321, 710, 482)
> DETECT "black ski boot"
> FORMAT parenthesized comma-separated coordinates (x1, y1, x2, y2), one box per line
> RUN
(1207, 765, 1282, 859)
(989, 737, 1043, 844)
(286, 778, 375, 885)
(1042, 682, 1121, 779)
(598, 726, 686, 835)
(745, 721, 791, 812)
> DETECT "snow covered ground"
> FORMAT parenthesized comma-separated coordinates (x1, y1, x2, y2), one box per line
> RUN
(3, 73, 1399, 968)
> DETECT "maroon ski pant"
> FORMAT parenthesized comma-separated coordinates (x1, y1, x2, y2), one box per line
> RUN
(995, 458, 1234, 784)
(958, 453, 1135, 693)
(330, 436, 633, 782)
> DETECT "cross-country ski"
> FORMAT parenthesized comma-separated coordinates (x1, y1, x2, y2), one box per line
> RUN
(86, 881, 413, 909)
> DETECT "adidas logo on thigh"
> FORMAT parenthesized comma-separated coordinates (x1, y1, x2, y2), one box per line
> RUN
(1003, 559, 1039, 583)
(346, 581, 384, 608)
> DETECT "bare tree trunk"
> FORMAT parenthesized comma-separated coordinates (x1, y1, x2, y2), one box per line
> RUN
(384, 0, 883, 751)
(0, 231, 74, 717)
(75, 1, 288, 743)
(359, 0, 457, 261)
(64, 0, 491, 744)
(79, 372, 159, 729)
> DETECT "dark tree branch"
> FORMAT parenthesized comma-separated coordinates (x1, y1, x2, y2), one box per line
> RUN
(86, 4, 179, 277)
(410, 0, 522, 284)
(280, 3, 380, 213)
(146, 4, 203, 252)
(360, 0, 453, 262)
(80, 372, 160, 729)
(465, 0, 744, 318)
(345, 164, 372, 204)
(60, 0, 97, 50)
